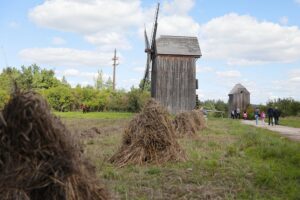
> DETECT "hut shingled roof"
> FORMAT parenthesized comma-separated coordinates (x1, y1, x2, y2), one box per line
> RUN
(229, 83, 250, 95)
(156, 35, 201, 57)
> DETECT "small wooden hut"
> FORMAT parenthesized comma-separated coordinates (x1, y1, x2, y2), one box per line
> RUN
(228, 83, 250, 116)
(151, 35, 202, 114)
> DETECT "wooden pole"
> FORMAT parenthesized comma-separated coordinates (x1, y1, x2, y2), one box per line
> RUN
(112, 49, 118, 90)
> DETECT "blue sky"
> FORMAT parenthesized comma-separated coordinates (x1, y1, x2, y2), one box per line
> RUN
(1, 0, 300, 104)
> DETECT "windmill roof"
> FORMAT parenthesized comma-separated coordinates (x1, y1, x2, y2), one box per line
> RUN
(156, 35, 201, 57)
(229, 83, 250, 95)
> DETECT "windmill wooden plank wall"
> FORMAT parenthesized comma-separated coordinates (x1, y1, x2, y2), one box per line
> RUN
(151, 36, 201, 114)
(228, 83, 250, 116)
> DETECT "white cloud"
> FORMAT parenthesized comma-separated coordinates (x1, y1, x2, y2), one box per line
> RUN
(196, 66, 214, 73)
(200, 13, 300, 65)
(140, 0, 200, 40)
(162, 0, 195, 15)
(52, 37, 66, 45)
(289, 69, 300, 82)
(55, 68, 112, 88)
(295, 0, 300, 5)
(19, 47, 111, 67)
(157, 15, 200, 36)
(279, 16, 288, 25)
(58, 68, 109, 79)
(29, 0, 143, 50)
(84, 32, 131, 50)
(216, 70, 241, 78)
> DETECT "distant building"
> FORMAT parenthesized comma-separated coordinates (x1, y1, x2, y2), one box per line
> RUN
(228, 83, 250, 116)
(151, 35, 202, 114)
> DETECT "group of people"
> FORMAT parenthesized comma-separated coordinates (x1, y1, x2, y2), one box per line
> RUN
(231, 109, 248, 120)
(230, 108, 241, 119)
(254, 107, 281, 126)
(231, 106, 281, 126)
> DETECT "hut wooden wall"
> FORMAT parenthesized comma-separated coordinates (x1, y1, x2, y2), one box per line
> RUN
(228, 91, 250, 116)
(151, 55, 196, 114)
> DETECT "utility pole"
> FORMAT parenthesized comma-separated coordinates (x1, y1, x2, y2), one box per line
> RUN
(112, 49, 118, 90)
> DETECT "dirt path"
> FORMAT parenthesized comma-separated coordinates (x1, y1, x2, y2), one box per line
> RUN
(241, 120, 300, 141)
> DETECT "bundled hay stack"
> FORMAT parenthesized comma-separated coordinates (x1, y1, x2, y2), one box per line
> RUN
(109, 99, 186, 167)
(0, 91, 109, 200)
(173, 110, 206, 137)
(190, 110, 207, 130)
(173, 112, 198, 136)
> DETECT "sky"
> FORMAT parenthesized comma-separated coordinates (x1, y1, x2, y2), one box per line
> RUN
(0, 0, 300, 104)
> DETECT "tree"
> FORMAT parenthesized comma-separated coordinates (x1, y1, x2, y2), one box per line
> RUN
(94, 70, 104, 90)
(127, 87, 150, 112)
(45, 85, 75, 112)
(0, 89, 9, 109)
(139, 78, 151, 92)
(105, 77, 113, 90)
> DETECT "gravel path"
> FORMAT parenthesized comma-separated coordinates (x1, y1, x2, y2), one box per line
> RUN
(241, 120, 300, 141)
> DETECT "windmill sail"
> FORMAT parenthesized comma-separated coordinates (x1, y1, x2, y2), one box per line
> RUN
(141, 3, 160, 90)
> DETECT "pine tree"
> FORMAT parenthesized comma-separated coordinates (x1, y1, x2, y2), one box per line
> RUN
(94, 70, 104, 90)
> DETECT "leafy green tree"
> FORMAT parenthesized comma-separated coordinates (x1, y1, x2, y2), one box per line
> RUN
(45, 86, 75, 112)
(0, 89, 9, 109)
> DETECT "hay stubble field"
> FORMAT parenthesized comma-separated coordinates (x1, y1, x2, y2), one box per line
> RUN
(61, 112, 300, 200)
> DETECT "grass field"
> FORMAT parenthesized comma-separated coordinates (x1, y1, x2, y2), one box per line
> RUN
(280, 117, 300, 128)
(61, 113, 300, 199)
(54, 111, 133, 119)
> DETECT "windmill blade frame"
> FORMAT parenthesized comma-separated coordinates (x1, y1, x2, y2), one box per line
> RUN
(141, 3, 160, 90)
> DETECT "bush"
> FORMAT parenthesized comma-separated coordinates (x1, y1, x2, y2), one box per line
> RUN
(127, 88, 150, 112)
(45, 86, 75, 112)
(246, 105, 255, 120)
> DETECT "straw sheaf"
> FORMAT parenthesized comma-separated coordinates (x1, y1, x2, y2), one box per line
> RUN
(0, 91, 109, 200)
(173, 110, 207, 137)
(110, 99, 186, 167)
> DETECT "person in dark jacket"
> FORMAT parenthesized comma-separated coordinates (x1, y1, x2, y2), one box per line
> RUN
(267, 107, 274, 126)
(273, 107, 281, 125)
(254, 107, 260, 125)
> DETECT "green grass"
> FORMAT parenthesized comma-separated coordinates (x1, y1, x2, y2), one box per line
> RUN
(54, 111, 134, 119)
(63, 117, 300, 199)
(280, 117, 300, 128)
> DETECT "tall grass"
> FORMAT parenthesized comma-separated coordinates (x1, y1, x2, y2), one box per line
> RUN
(280, 117, 300, 128)
(63, 117, 300, 199)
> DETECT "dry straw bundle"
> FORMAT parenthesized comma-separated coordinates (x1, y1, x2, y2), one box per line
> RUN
(173, 110, 206, 137)
(0, 91, 109, 200)
(109, 99, 186, 167)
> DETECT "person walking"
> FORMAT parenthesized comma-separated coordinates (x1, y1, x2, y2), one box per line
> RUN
(273, 107, 280, 125)
(254, 107, 260, 125)
(231, 110, 235, 119)
(267, 107, 274, 126)
(261, 111, 266, 125)
(236, 108, 241, 119)
(243, 111, 248, 120)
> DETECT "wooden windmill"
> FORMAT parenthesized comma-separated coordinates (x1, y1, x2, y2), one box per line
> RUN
(228, 83, 250, 116)
(142, 3, 202, 114)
